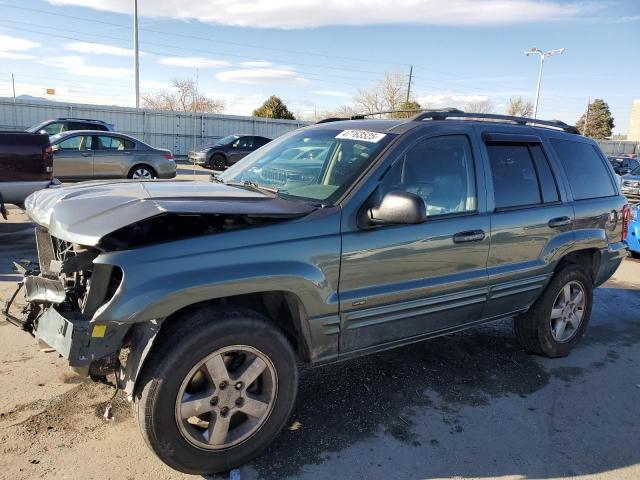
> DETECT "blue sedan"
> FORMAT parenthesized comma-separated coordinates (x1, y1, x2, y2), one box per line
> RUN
(627, 203, 640, 258)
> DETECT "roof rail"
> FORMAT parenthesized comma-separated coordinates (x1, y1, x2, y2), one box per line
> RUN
(410, 109, 579, 134)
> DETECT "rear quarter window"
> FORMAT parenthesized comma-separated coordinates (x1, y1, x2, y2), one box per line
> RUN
(549, 138, 616, 200)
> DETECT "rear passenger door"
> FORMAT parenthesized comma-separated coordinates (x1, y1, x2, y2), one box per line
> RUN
(228, 136, 254, 164)
(479, 128, 575, 319)
(92, 135, 136, 178)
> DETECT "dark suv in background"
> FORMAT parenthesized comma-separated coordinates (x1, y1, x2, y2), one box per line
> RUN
(27, 118, 115, 136)
(7, 110, 629, 475)
(188, 134, 271, 170)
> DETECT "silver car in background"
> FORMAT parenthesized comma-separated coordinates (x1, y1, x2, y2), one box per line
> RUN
(49, 131, 176, 180)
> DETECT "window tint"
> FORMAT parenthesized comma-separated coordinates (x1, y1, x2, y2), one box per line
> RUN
(57, 135, 91, 151)
(487, 144, 540, 208)
(234, 137, 253, 149)
(95, 136, 134, 150)
(550, 139, 616, 200)
(530, 144, 559, 203)
(380, 135, 476, 217)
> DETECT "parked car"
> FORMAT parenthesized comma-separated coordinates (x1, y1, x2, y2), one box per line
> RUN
(620, 164, 640, 203)
(4, 110, 629, 475)
(0, 132, 57, 211)
(27, 118, 115, 136)
(608, 155, 640, 175)
(49, 131, 176, 180)
(188, 135, 271, 170)
(626, 203, 640, 258)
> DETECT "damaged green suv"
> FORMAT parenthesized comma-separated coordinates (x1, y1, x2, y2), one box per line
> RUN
(4, 110, 629, 474)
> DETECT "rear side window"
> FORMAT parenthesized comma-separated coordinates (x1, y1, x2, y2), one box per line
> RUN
(487, 144, 541, 208)
(550, 139, 616, 200)
(95, 135, 135, 150)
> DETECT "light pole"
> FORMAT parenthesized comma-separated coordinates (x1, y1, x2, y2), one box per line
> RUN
(133, 0, 140, 108)
(524, 47, 565, 119)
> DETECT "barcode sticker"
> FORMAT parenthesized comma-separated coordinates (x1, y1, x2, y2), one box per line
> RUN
(335, 130, 387, 143)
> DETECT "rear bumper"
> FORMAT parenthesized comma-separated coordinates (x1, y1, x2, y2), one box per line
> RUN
(594, 241, 628, 287)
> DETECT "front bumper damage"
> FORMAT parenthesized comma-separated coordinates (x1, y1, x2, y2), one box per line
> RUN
(2, 227, 130, 377)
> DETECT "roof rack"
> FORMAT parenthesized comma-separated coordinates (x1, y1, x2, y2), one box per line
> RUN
(409, 110, 579, 134)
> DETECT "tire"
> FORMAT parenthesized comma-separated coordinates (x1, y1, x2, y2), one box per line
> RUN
(630, 251, 640, 259)
(128, 165, 157, 180)
(134, 307, 298, 475)
(514, 265, 593, 358)
(209, 154, 227, 170)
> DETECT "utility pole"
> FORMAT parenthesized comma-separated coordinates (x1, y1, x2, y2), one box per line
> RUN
(11, 73, 16, 103)
(133, 0, 140, 108)
(524, 47, 565, 119)
(405, 65, 413, 104)
(583, 97, 591, 137)
(192, 68, 199, 151)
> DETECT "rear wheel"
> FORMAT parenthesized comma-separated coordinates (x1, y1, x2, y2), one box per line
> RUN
(134, 307, 298, 475)
(128, 165, 157, 179)
(514, 265, 593, 357)
(210, 154, 226, 170)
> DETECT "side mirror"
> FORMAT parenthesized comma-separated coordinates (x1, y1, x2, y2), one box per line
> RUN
(51, 144, 60, 153)
(368, 191, 427, 225)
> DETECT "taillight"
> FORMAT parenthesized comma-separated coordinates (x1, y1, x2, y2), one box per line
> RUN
(162, 153, 174, 160)
(43, 145, 52, 162)
(621, 204, 630, 241)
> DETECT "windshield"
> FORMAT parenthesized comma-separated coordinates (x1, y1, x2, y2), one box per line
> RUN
(220, 128, 396, 203)
(211, 135, 239, 148)
(26, 122, 46, 133)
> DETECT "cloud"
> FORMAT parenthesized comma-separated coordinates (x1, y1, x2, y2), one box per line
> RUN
(141, 80, 171, 90)
(63, 41, 139, 57)
(215, 92, 267, 116)
(37, 56, 132, 79)
(216, 65, 303, 84)
(0, 34, 41, 59)
(158, 56, 230, 68)
(416, 94, 491, 109)
(311, 90, 351, 98)
(45, 0, 604, 28)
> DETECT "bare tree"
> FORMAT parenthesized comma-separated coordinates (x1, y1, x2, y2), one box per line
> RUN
(318, 104, 358, 119)
(464, 99, 494, 114)
(506, 96, 533, 117)
(354, 70, 410, 116)
(142, 78, 225, 113)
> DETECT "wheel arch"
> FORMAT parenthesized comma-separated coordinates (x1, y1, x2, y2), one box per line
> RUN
(554, 248, 601, 284)
(127, 162, 158, 178)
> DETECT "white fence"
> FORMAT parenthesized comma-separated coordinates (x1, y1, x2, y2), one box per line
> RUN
(0, 98, 309, 157)
(597, 140, 640, 156)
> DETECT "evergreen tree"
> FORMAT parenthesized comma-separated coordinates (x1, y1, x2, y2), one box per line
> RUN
(253, 95, 295, 120)
(576, 99, 615, 139)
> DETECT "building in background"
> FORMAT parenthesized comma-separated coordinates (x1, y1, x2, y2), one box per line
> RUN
(628, 99, 640, 141)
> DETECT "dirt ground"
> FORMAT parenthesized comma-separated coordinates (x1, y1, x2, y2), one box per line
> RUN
(1, 169, 639, 480)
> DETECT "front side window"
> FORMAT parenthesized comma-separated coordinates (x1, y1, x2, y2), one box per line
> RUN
(95, 136, 134, 150)
(220, 128, 396, 203)
(550, 138, 616, 200)
(378, 135, 477, 216)
(43, 122, 66, 135)
(57, 135, 91, 151)
(233, 137, 253, 149)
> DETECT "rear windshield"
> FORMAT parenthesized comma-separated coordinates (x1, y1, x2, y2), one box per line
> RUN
(550, 138, 616, 200)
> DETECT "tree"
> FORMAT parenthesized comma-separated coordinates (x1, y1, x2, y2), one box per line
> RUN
(141, 78, 225, 113)
(389, 100, 422, 118)
(576, 99, 615, 139)
(253, 95, 295, 119)
(464, 99, 494, 114)
(354, 70, 412, 117)
(506, 96, 533, 117)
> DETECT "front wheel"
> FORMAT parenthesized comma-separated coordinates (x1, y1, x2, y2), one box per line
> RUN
(134, 307, 298, 475)
(514, 265, 593, 357)
(210, 154, 227, 170)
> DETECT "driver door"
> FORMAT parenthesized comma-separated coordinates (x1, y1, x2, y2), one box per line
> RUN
(339, 132, 490, 353)
(228, 136, 253, 164)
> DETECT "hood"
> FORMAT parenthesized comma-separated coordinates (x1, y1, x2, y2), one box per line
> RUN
(25, 179, 316, 246)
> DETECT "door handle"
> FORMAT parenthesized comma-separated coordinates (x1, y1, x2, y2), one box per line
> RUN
(548, 216, 571, 228)
(81, 152, 91, 157)
(453, 229, 485, 243)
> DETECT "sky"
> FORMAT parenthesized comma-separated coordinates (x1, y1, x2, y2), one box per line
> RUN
(0, 0, 638, 133)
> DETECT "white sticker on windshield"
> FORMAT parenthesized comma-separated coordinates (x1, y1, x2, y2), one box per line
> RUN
(335, 130, 387, 143)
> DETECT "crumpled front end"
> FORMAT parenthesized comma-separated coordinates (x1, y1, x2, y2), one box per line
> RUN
(3, 225, 129, 376)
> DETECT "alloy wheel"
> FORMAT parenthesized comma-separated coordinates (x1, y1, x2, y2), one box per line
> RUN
(550, 280, 586, 343)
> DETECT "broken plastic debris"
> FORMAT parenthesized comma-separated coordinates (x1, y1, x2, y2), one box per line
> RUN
(103, 404, 113, 421)
(289, 420, 302, 431)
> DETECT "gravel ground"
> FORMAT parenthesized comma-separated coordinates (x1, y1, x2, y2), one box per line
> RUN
(0, 170, 639, 480)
